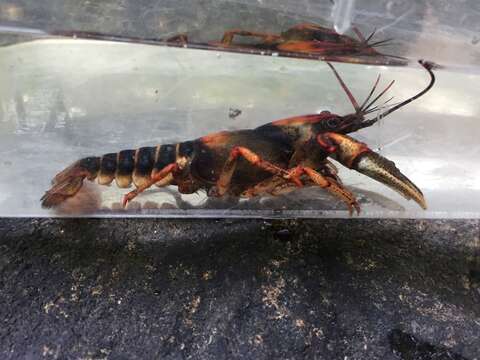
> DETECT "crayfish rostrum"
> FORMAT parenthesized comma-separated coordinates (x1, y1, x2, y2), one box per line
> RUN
(41, 60, 435, 214)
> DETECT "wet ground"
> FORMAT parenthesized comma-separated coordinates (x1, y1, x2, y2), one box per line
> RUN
(0, 218, 479, 359)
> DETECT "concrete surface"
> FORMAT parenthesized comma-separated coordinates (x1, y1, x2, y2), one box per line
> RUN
(0, 218, 479, 359)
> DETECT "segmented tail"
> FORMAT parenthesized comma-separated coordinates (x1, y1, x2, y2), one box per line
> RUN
(41, 143, 184, 208)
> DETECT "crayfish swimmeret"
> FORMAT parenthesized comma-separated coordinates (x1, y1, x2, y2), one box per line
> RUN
(41, 60, 435, 214)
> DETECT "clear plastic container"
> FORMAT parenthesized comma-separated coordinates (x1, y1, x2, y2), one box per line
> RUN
(0, 0, 479, 218)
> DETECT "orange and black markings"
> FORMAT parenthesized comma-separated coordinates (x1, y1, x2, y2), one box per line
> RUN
(41, 61, 435, 213)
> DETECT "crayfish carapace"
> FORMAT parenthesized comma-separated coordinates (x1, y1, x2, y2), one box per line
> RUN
(41, 60, 435, 214)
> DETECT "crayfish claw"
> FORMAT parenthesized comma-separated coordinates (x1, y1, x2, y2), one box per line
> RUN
(354, 151, 427, 210)
(323, 133, 426, 210)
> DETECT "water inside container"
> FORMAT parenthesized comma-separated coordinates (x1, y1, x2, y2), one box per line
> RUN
(0, 35, 478, 218)
(0, 0, 479, 218)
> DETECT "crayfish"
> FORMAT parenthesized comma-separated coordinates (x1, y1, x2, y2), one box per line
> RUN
(53, 23, 404, 66)
(41, 60, 435, 214)
(168, 23, 404, 65)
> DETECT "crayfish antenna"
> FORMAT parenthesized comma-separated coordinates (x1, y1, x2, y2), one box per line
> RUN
(359, 74, 381, 111)
(326, 62, 361, 113)
(377, 60, 435, 117)
(352, 26, 368, 43)
(368, 38, 394, 48)
(362, 80, 395, 113)
(359, 60, 436, 129)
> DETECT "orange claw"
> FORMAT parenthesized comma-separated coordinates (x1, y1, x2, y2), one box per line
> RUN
(324, 132, 427, 210)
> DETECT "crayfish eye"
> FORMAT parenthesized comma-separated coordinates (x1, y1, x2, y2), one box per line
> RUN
(327, 118, 341, 129)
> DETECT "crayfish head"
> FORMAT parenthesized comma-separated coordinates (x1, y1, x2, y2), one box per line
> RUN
(313, 113, 365, 135)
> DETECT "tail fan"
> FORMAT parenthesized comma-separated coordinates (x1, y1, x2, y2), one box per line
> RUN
(41, 160, 93, 208)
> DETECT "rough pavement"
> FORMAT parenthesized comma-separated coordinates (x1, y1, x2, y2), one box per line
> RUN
(0, 218, 479, 359)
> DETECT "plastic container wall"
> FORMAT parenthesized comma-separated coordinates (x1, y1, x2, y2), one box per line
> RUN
(0, 0, 479, 218)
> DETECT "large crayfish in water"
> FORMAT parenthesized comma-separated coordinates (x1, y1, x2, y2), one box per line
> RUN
(41, 60, 435, 214)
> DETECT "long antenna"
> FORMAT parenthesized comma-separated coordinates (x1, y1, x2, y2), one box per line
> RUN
(359, 74, 381, 111)
(362, 79, 395, 112)
(360, 60, 435, 128)
(326, 62, 360, 112)
(376, 60, 435, 118)
(356, 60, 437, 130)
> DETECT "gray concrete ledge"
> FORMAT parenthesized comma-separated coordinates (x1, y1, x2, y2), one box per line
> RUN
(0, 219, 479, 359)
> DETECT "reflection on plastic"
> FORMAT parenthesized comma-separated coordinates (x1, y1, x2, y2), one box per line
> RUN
(332, 0, 356, 34)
